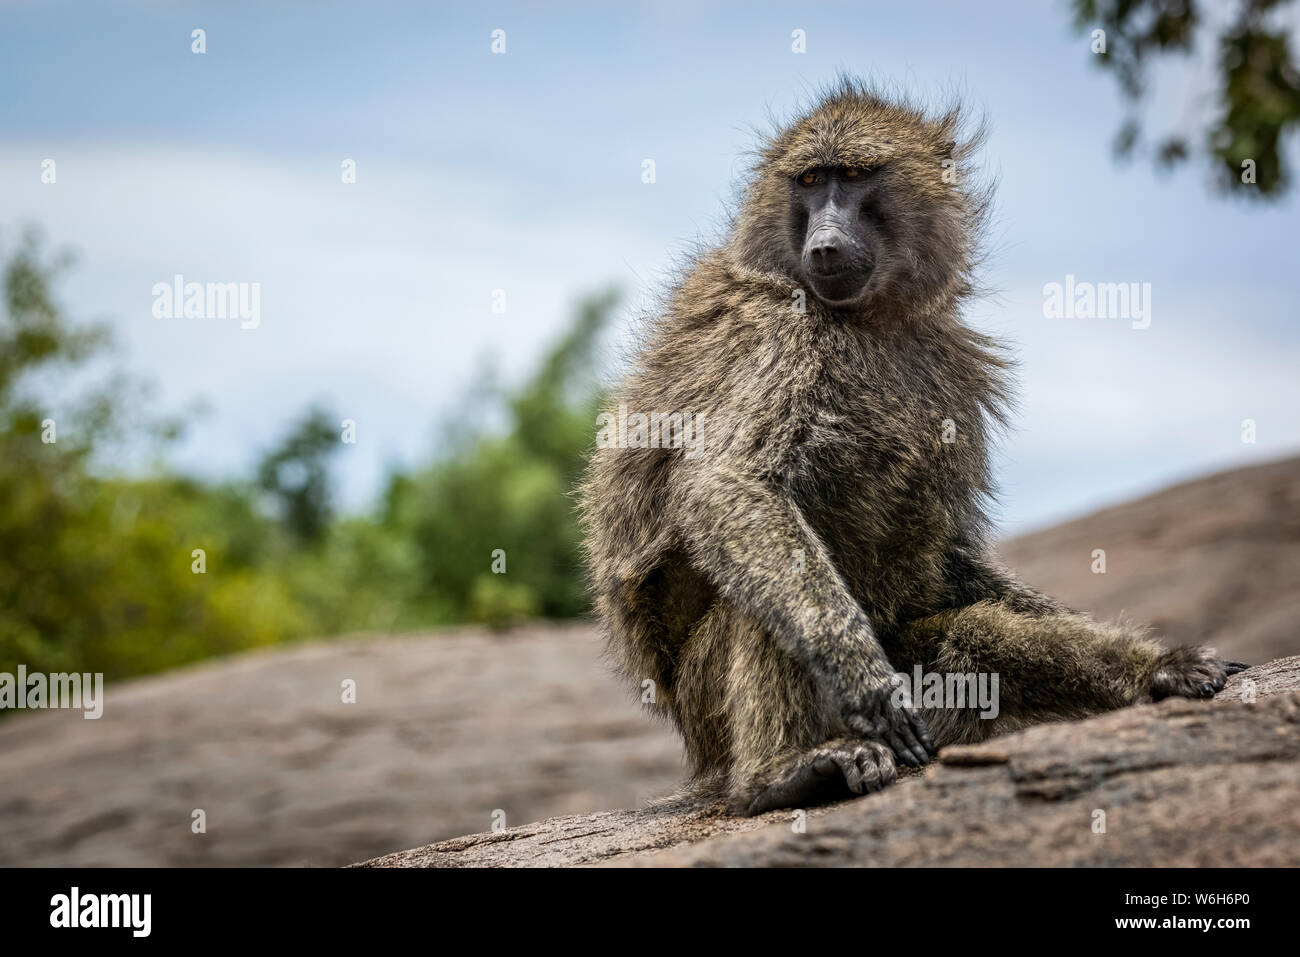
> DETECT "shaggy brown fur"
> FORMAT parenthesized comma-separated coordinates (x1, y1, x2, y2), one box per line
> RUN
(578, 80, 1242, 816)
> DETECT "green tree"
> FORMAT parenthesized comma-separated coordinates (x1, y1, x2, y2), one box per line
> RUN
(0, 227, 620, 685)
(257, 405, 341, 544)
(0, 231, 306, 684)
(1074, 0, 1300, 198)
(385, 288, 618, 627)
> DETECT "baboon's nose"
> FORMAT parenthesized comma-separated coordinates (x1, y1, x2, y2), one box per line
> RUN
(807, 231, 843, 274)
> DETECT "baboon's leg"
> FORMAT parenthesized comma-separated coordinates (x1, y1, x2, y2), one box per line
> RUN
(690, 604, 896, 815)
(891, 601, 1246, 748)
(670, 602, 737, 793)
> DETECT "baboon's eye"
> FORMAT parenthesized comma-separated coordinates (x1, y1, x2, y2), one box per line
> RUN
(844, 167, 861, 178)
(799, 170, 823, 186)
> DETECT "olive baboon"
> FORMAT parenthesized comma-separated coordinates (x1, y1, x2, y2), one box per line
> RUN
(578, 81, 1245, 816)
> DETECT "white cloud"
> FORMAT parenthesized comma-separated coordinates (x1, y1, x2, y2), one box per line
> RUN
(0, 143, 669, 506)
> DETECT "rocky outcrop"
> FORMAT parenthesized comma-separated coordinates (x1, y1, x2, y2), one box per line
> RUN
(998, 455, 1300, 666)
(357, 657, 1300, 867)
(6, 457, 1297, 867)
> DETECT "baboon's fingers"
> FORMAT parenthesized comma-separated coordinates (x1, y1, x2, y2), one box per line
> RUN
(1225, 661, 1250, 675)
(856, 749, 892, 792)
(904, 709, 935, 756)
(845, 714, 874, 739)
(913, 714, 936, 754)
(855, 761, 881, 793)
(838, 757, 866, 795)
(845, 712, 928, 765)
(878, 750, 898, 787)
(744, 762, 835, 816)
(811, 754, 839, 776)
(883, 729, 923, 766)
(892, 713, 931, 764)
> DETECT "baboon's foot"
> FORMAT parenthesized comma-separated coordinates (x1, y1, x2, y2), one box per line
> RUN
(1151, 646, 1249, 701)
(741, 739, 897, 817)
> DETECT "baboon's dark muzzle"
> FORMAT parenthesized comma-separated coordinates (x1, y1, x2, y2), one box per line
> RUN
(806, 225, 847, 275)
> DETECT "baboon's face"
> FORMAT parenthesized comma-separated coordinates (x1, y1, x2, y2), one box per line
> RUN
(735, 90, 978, 317)
(789, 165, 882, 307)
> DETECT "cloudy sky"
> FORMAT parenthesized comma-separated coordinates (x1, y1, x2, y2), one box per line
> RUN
(2, 0, 1297, 533)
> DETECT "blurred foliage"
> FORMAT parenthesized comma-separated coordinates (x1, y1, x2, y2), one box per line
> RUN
(257, 404, 341, 544)
(1074, 0, 1300, 197)
(0, 230, 615, 686)
(384, 288, 616, 628)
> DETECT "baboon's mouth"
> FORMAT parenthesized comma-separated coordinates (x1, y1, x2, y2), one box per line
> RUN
(806, 267, 872, 306)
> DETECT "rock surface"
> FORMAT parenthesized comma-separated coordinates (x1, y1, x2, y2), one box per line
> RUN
(358, 657, 1300, 867)
(998, 455, 1300, 667)
(0, 622, 682, 867)
(2, 456, 1297, 866)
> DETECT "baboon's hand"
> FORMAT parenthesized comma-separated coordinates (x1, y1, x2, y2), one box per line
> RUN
(835, 673, 935, 766)
(744, 740, 897, 816)
(1150, 646, 1249, 701)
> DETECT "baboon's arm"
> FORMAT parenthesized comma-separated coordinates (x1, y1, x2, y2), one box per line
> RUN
(675, 464, 934, 763)
(945, 543, 1072, 617)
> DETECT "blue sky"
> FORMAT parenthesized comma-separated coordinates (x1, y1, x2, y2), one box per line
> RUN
(2, 0, 1297, 533)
